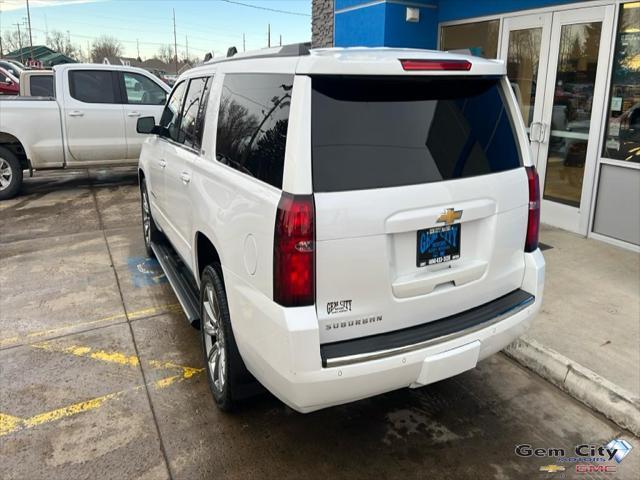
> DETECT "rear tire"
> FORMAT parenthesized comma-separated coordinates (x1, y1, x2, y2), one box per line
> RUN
(140, 181, 159, 258)
(200, 264, 252, 412)
(0, 147, 23, 201)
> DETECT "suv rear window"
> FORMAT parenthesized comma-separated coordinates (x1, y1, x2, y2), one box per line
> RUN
(312, 76, 522, 192)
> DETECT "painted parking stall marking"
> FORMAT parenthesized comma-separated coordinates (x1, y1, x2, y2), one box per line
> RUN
(0, 338, 203, 437)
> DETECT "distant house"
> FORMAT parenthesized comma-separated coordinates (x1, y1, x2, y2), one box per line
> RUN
(4, 45, 76, 67)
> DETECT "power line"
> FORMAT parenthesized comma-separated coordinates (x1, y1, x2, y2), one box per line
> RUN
(219, 0, 310, 17)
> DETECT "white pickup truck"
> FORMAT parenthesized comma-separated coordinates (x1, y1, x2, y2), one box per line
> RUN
(0, 63, 170, 199)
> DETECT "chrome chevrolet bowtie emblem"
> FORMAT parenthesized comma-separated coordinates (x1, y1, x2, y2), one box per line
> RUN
(539, 465, 565, 473)
(436, 208, 463, 225)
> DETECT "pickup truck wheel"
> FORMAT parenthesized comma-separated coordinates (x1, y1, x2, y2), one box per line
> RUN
(200, 264, 249, 412)
(140, 182, 158, 257)
(0, 147, 23, 201)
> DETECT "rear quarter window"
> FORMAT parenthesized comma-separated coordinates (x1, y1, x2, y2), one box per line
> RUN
(311, 76, 522, 192)
(215, 73, 293, 189)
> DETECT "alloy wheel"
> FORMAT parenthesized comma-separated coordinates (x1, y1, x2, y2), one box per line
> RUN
(203, 283, 226, 392)
(0, 158, 12, 191)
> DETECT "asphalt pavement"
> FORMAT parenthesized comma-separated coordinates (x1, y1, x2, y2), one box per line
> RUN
(0, 169, 637, 480)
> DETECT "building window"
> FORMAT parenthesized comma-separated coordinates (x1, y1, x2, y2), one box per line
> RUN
(440, 20, 500, 59)
(602, 2, 640, 162)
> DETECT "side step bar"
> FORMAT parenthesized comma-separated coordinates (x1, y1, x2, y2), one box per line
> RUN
(151, 240, 200, 326)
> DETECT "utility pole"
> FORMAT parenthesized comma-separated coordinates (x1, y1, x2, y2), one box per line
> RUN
(136, 39, 140, 60)
(0, 5, 4, 57)
(16, 22, 23, 61)
(279, 34, 282, 47)
(242, 32, 245, 52)
(45, 14, 49, 42)
(87, 40, 90, 62)
(172, 8, 178, 74)
(185, 35, 189, 61)
(267, 23, 271, 48)
(26, 0, 34, 59)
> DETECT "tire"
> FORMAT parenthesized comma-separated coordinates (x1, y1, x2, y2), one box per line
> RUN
(200, 264, 252, 412)
(0, 146, 23, 201)
(140, 181, 159, 258)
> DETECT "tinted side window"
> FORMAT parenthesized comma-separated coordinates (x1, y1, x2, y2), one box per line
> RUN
(123, 72, 166, 105)
(216, 73, 293, 189)
(31, 76, 54, 97)
(180, 77, 211, 149)
(69, 70, 117, 104)
(160, 81, 187, 143)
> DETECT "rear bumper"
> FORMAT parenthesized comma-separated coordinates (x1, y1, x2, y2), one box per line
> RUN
(226, 249, 545, 413)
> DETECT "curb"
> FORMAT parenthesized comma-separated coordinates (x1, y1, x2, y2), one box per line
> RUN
(504, 336, 640, 437)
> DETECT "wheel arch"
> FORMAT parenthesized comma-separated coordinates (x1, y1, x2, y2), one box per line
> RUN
(195, 232, 223, 283)
(0, 132, 30, 171)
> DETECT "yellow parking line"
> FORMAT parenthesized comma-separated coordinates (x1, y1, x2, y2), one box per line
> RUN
(0, 367, 204, 437)
(0, 303, 181, 349)
(30, 341, 201, 378)
(31, 342, 140, 368)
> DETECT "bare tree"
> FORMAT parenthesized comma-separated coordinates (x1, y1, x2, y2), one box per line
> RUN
(90, 35, 123, 62)
(179, 50, 199, 65)
(46, 30, 80, 59)
(156, 44, 174, 64)
(2, 29, 30, 54)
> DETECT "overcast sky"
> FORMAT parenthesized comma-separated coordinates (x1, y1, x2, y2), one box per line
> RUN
(0, 0, 311, 59)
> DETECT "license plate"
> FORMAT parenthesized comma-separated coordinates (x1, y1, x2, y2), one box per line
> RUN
(416, 224, 461, 267)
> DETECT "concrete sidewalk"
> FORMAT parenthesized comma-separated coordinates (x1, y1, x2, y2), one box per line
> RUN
(505, 225, 640, 435)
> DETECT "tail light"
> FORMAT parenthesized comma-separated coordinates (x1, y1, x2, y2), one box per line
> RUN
(274, 193, 315, 307)
(525, 166, 540, 252)
(400, 59, 472, 71)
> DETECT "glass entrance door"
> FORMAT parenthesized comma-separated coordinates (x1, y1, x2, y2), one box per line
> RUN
(501, 6, 615, 234)
(536, 6, 614, 234)
(501, 13, 552, 162)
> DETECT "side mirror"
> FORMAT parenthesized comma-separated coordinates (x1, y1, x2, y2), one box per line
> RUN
(137, 116, 158, 134)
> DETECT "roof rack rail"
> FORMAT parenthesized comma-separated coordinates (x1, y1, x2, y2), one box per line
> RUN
(209, 42, 311, 64)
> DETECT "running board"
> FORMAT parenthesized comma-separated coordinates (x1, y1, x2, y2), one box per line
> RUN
(151, 240, 200, 326)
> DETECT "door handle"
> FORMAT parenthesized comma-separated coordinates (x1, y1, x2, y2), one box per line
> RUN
(158, 159, 166, 169)
(68, 111, 84, 117)
(530, 122, 542, 142)
(539, 123, 548, 144)
(128, 111, 141, 117)
(180, 172, 191, 184)
(530, 122, 548, 144)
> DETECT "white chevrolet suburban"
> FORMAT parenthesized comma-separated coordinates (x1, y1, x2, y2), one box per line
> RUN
(0, 63, 169, 200)
(137, 44, 545, 413)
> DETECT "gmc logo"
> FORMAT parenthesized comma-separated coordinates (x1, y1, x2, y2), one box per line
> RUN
(576, 465, 617, 473)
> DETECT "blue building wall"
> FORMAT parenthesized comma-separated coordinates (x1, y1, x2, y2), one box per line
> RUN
(335, 2, 387, 46)
(438, 0, 579, 22)
(334, 0, 583, 49)
(384, 2, 438, 49)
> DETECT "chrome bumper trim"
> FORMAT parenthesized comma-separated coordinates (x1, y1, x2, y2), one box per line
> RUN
(324, 296, 535, 368)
